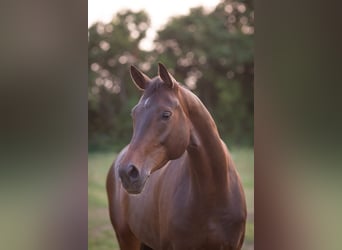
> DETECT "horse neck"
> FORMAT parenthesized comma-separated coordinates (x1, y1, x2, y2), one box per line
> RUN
(179, 87, 230, 198)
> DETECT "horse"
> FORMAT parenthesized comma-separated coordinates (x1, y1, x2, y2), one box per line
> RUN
(106, 63, 247, 250)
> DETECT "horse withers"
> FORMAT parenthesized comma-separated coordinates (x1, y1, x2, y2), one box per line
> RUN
(106, 63, 247, 250)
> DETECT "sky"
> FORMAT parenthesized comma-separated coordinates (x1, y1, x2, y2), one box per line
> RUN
(88, 0, 221, 50)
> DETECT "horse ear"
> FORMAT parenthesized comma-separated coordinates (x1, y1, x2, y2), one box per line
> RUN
(158, 63, 175, 89)
(130, 65, 151, 90)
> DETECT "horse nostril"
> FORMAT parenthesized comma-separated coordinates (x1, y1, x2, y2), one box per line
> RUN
(127, 164, 139, 180)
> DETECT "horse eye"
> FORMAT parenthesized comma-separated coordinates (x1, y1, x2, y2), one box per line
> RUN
(161, 111, 172, 120)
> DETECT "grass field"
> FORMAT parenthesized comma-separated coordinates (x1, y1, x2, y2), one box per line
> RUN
(88, 147, 254, 250)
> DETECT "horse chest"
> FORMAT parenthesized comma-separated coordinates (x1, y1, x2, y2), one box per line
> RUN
(163, 194, 245, 247)
(164, 219, 239, 250)
(127, 192, 161, 240)
(124, 159, 244, 249)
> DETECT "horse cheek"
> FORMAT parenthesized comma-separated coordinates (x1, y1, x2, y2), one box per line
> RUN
(168, 126, 189, 159)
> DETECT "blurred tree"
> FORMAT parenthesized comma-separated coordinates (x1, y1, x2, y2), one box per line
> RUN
(88, 10, 150, 149)
(154, 0, 254, 145)
(88, 0, 254, 150)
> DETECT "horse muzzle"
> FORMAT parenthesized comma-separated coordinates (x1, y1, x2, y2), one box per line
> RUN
(118, 164, 149, 194)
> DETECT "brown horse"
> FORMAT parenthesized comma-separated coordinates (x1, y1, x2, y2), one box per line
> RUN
(106, 63, 247, 250)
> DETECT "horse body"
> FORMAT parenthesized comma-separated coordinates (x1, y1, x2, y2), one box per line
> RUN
(106, 64, 246, 250)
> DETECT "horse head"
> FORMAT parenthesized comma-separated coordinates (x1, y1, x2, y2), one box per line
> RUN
(118, 63, 191, 194)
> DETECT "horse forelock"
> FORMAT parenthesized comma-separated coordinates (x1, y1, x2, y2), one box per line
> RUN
(144, 77, 165, 96)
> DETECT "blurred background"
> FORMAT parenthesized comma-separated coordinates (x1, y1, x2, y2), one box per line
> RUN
(88, 0, 254, 249)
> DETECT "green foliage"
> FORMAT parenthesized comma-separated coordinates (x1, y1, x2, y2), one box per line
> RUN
(88, 0, 254, 150)
(88, 10, 150, 150)
(155, 0, 254, 145)
(88, 152, 118, 250)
